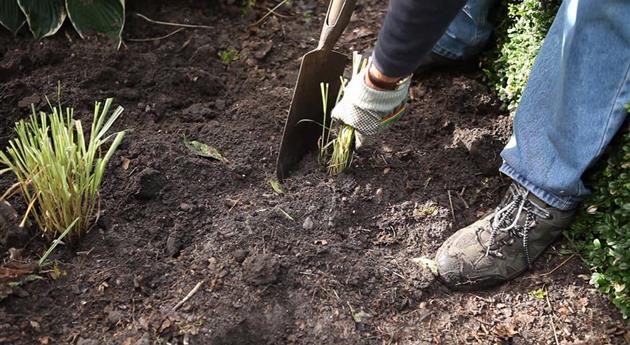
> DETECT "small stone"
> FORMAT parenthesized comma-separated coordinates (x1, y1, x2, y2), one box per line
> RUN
(302, 216, 314, 230)
(232, 249, 249, 263)
(107, 310, 123, 325)
(17, 95, 40, 108)
(166, 228, 183, 257)
(375, 188, 383, 204)
(214, 99, 226, 111)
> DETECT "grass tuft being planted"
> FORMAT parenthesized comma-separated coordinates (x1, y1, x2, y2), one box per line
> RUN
(0, 97, 125, 244)
(320, 52, 368, 175)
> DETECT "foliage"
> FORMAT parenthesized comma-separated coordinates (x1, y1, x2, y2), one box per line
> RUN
(0, 98, 125, 244)
(483, 0, 560, 111)
(569, 109, 630, 318)
(0, 0, 125, 48)
(218, 48, 240, 64)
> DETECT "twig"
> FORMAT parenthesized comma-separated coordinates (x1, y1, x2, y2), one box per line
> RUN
(536, 254, 576, 278)
(545, 289, 560, 345)
(227, 197, 241, 214)
(127, 28, 185, 42)
(172, 280, 205, 311)
(250, 0, 291, 27)
(447, 190, 456, 224)
(134, 13, 214, 29)
(525, 253, 576, 280)
(457, 187, 470, 209)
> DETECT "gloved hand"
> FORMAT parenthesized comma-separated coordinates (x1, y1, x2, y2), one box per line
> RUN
(331, 65, 412, 147)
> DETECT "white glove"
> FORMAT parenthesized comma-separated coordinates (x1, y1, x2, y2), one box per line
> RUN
(331, 67, 411, 146)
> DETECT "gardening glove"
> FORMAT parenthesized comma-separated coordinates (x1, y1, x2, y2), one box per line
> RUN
(331, 67, 412, 148)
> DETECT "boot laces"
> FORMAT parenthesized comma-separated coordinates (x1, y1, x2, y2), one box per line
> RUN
(483, 185, 550, 268)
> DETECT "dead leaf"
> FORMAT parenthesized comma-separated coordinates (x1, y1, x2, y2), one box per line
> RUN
(122, 337, 135, 345)
(122, 157, 131, 170)
(159, 318, 173, 333)
(352, 310, 371, 323)
(37, 336, 50, 345)
(0, 265, 35, 279)
(184, 139, 227, 162)
(138, 316, 150, 330)
(314, 239, 328, 246)
(30, 320, 40, 330)
(493, 323, 519, 339)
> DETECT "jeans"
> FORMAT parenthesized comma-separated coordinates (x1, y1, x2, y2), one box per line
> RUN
(432, 0, 498, 60)
(500, 0, 630, 210)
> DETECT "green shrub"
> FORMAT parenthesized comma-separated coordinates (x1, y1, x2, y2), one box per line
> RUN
(569, 107, 630, 318)
(483, 0, 560, 111)
(0, 0, 125, 48)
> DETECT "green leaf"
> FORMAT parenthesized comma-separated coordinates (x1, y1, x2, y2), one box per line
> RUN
(17, 0, 66, 39)
(183, 139, 226, 162)
(0, 0, 26, 34)
(65, 0, 125, 49)
(268, 179, 284, 195)
(529, 288, 547, 299)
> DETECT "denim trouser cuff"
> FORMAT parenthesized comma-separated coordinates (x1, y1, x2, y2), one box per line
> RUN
(432, 43, 464, 60)
(499, 163, 582, 211)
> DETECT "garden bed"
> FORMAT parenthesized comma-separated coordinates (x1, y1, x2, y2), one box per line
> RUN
(0, 0, 626, 343)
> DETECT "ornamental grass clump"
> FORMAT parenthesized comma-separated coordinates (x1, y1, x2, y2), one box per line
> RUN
(0, 98, 125, 244)
(322, 52, 368, 175)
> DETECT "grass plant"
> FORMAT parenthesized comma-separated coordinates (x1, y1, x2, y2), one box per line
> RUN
(323, 52, 368, 175)
(0, 97, 125, 244)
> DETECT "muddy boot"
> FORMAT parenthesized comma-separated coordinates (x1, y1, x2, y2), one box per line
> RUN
(435, 182, 577, 290)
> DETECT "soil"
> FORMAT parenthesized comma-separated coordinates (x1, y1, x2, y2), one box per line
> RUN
(0, 1, 627, 344)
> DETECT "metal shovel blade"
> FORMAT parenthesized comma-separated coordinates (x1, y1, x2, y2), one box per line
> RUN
(275, 0, 356, 180)
(275, 50, 346, 180)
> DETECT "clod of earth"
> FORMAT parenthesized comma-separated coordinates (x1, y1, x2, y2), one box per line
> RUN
(135, 168, 166, 200)
(242, 253, 280, 286)
(0, 200, 27, 250)
(182, 102, 216, 121)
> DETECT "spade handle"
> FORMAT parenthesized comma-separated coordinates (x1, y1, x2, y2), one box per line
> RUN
(317, 0, 356, 51)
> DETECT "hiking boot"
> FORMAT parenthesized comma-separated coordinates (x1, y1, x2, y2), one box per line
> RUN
(435, 183, 576, 290)
(414, 52, 476, 75)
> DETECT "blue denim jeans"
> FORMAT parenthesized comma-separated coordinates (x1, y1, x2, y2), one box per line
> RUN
(432, 0, 498, 60)
(500, 0, 630, 210)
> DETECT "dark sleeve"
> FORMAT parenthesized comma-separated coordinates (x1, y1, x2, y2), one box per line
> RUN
(373, 0, 466, 77)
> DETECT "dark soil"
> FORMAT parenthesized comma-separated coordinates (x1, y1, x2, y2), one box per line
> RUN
(0, 1, 627, 344)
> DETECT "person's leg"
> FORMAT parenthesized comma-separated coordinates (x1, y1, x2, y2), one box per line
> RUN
(436, 0, 630, 290)
(500, 0, 630, 210)
(431, 0, 499, 60)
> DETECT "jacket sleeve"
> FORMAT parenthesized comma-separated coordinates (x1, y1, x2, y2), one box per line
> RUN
(373, 0, 466, 78)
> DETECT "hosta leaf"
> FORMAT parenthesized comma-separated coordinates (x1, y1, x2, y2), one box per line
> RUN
(65, 0, 125, 49)
(0, 0, 26, 34)
(17, 0, 66, 39)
